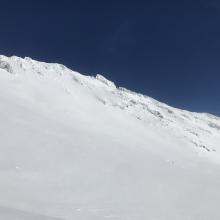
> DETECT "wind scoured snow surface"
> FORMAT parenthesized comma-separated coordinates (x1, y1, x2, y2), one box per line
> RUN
(0, 55, 220, 220)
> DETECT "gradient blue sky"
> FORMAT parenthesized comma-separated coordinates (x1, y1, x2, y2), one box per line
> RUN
(0, 0, 219, 116)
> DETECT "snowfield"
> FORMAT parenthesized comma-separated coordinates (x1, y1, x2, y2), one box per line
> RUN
(0, 55, 220, 220)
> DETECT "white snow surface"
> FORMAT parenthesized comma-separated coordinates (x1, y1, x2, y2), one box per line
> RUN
(0, 55, 220, 220)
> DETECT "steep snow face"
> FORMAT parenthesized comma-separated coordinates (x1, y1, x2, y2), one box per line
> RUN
(0, 55, 220, 220)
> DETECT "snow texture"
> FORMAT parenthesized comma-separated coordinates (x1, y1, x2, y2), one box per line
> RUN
(0, 55, 220, 220)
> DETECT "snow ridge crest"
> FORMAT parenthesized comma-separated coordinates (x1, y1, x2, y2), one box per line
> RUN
(95, 74, 116, 88)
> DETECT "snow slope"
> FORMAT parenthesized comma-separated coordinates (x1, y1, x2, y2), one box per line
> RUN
(0, 55, 220, 220)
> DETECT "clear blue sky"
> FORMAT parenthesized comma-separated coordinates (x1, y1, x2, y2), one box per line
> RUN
(0, 0, 219, 116)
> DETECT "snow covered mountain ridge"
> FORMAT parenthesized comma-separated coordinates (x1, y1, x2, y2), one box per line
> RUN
(0, 55, 220, 220)
(0, 55, 219, 157)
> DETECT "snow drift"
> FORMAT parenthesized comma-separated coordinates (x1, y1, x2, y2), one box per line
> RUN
(0, 55, 220, 220)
